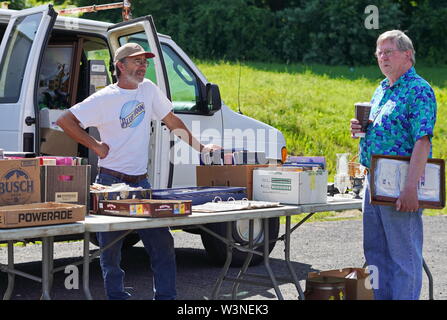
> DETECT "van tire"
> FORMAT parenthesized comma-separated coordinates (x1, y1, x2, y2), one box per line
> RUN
(200, 217, 280, 267)
(89, 232, 141, 248)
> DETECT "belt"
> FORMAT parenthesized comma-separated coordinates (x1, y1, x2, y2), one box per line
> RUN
(99, 167, 147, 184)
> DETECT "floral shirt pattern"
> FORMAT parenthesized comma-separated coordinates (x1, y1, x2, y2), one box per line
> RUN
(359, 67, 437, 168)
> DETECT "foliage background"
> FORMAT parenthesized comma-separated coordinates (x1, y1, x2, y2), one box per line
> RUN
(7, 0, 447, 66)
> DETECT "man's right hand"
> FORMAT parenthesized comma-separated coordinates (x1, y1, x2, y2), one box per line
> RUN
(350, 118, 362, 139)
(95, 141, 110, 159)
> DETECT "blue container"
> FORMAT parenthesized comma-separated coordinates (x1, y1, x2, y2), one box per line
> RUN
(151, 186, 247, 205)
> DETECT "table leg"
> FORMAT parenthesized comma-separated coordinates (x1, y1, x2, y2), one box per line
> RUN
(40, 236, 53, 300)
(211, 221, 233, 300)
(83, 232, 93, 300)
(48, 237, 54, 292)
(262, 219, 283, 300)
(231, 219, 254, 299)
(3, 241, 15, 300)
(423, 259, 434, 300)
(285, 216, 305, 300)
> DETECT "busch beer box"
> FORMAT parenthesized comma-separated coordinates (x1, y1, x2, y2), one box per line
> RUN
(0, 202, 85, 228)
(97, 199, 192, 218)
(0, 159, 41, 206)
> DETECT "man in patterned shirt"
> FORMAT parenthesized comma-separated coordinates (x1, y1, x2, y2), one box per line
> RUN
(350, 30, 437, 300)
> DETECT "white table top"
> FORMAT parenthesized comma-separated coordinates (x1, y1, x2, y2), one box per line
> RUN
(0, 197, 362, 237)
(0, 222, 84, 241)
(83, 198, 362, 232)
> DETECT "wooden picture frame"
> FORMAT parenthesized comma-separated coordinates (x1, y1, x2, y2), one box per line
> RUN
(370, 155, 445, 209)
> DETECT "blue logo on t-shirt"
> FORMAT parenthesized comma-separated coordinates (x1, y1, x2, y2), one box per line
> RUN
(120, 100, 145, 128)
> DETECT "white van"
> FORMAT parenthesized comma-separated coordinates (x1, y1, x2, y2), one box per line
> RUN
(0, 5, 287, 266)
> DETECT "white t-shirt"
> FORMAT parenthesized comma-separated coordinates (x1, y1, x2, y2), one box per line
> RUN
(70, 79, 172, 175)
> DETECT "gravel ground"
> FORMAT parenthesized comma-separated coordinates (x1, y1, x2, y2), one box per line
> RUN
(1, 214, 446, 300)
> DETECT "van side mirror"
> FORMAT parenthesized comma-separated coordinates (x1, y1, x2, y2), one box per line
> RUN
(206, 83, 222, 114)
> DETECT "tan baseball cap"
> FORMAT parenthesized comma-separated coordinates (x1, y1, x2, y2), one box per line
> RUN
(114, 43, 155, 62)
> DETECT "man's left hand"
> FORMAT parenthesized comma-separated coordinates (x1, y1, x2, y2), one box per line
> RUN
(201, 144, 222, 153)
(396, 187, 419, 212)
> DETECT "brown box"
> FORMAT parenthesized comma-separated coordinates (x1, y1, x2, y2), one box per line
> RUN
(90, 189, 152, 213)
(196, 164, 270, 199)
(0, 158, 41, 206)
(307, 268, 374, 300)
(0, 202, 85, 228)
(40, 128, 78, 156)
(97, 199, 192, 218)
(41, 165, 91, 209)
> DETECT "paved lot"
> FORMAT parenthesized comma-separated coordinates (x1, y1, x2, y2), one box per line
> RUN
(1, 214, 446, 300)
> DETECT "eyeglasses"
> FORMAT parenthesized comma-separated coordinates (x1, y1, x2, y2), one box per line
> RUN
(127, 58, 149, 66)
(374, 49, 399, 58)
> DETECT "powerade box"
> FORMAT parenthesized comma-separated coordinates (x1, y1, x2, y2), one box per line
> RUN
(151, 187, 247, 205)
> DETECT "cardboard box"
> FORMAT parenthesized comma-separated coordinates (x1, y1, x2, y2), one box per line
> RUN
(39, 109, 66, 131)
(253, 168, 327, 205)
(90, 189, 152, 213)
(40, 128, 78, 156)
(196, 164, 269, 199)
(0, 202, 85, 228)
(97, 199, 192, 218)
(307, 268, 374, 300)
(0, 158, 41, 206)
(41, 165, 90, 209)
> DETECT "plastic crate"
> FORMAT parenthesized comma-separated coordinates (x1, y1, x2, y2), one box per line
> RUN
(151, 186, 247, 205)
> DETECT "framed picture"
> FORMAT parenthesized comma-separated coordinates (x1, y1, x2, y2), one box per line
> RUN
(370, 155, 445, 209)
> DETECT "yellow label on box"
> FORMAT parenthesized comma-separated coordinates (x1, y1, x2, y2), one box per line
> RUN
(55, 192, 78, 203)
(136, 204, 144, 215)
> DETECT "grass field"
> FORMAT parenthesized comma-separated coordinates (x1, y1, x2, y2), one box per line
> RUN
(196, 60, 447, 217)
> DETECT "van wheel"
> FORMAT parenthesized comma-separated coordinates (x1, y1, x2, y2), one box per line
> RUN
(89, 232, 141, 248)
(200, 217, 280, 267)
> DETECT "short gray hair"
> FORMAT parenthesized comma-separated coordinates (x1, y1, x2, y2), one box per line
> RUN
(114, 57, 127, 78)
(377, 30, 416, 65)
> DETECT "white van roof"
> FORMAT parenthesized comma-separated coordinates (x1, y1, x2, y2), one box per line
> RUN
(0, 8, 109, 34)
(0, 8, 171, 39)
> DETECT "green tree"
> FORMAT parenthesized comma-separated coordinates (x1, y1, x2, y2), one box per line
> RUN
(8, 0, 75, 9)
(69, 0, 445, 65)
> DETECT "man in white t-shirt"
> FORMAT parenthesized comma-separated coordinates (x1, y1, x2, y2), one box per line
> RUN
(57, 43, 220, 300)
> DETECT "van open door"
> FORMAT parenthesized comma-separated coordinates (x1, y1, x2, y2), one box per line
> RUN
(107, 16, 171, 188)
(0, 4, 57, 153)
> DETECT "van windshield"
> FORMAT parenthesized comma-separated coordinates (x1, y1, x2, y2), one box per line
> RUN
(0, 12, 43, 103)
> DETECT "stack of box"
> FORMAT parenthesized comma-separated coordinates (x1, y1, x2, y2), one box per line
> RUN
(0, 157, 88, 228)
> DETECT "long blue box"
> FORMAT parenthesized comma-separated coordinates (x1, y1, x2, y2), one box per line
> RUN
(151, 187, 247, 205)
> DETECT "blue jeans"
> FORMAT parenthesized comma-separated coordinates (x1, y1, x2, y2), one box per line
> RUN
(95, 172, 177, 300)
(363, 176, 423, 300)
